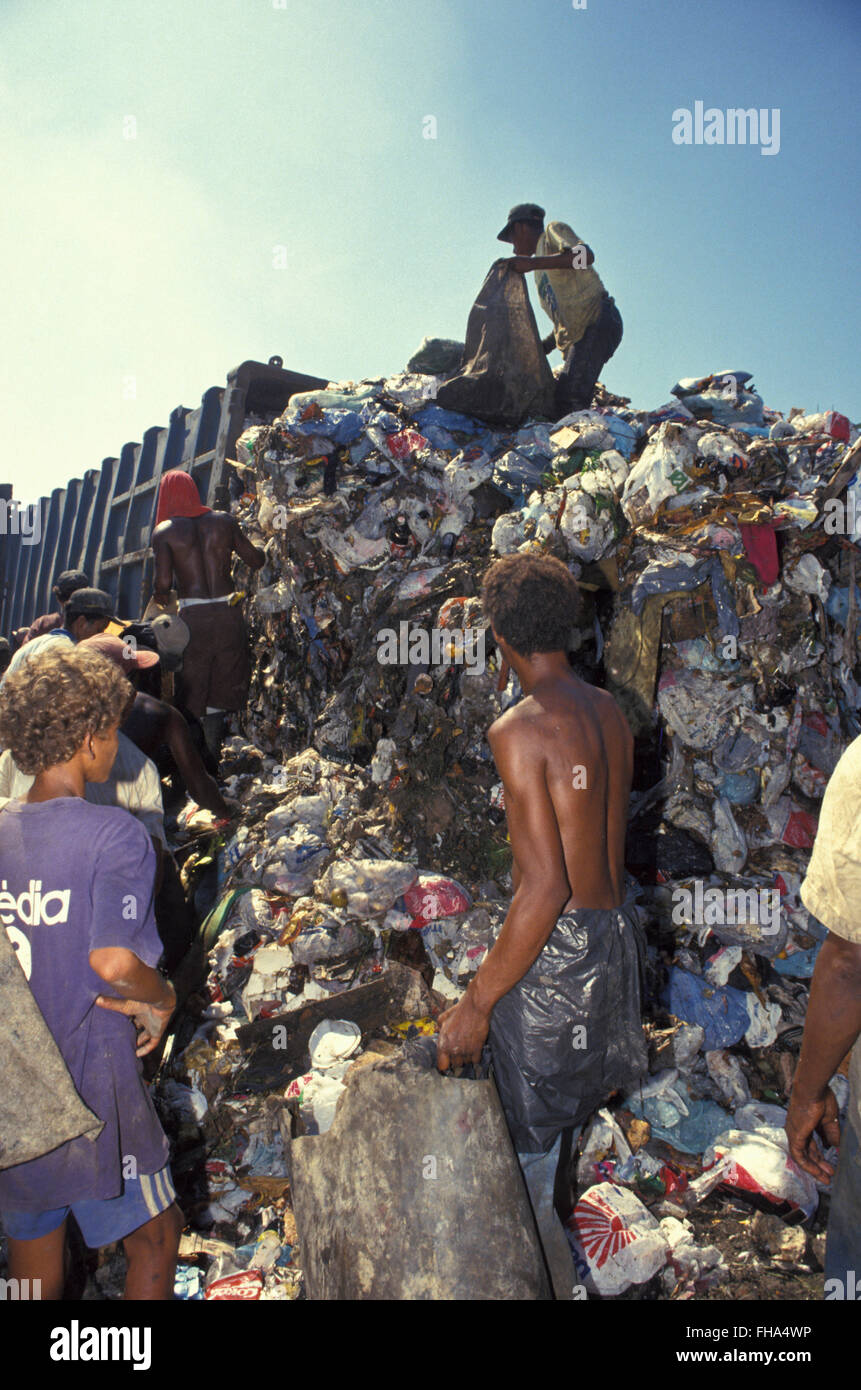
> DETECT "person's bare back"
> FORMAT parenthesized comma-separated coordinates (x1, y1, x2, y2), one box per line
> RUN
(153, 513, 262, 601)
(438, 552, 641, 1079)
(490, 670, 632, 912)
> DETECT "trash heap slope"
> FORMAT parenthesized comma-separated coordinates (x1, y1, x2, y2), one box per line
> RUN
(156, 366, 859, 1300)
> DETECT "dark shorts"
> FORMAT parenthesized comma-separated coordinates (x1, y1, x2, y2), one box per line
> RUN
(179, 602, 251, 715)
(556, 292, 623, 415)
(489, 903, 647, 1153)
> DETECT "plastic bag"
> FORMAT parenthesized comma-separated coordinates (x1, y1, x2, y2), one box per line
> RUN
(489, 905, 647, 1151)
(403, 874, 472, 928)
(287, 1040, 552, 1299)
(664, 967, 749, 1049)
(702, 1126, 818, 1218)
(436, 262, 556, 428)
(317, 858, 418, 915)
(620, 422, 695, 523)
(0, 926, 103, 1170)
(566, 1183, 669, 1296)
(407, 337, 465, 375)
(623, 1071, 730, 1155)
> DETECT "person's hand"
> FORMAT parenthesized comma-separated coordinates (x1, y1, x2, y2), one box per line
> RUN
(436, 991, 490, 1071)
(785, 1086, 841, 1182)
(502, 256, 533, 274)
(96, 988, 176, 1058)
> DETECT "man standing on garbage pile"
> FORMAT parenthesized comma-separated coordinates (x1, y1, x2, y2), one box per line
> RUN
(0, 645, 182, 1299)
(21, 568, 91, 644)
(2, 587, 114, 682)
(498, 202, 623, 417)
(437, 553, 646, 1298)
(150, 469, 265, 762)
(786, 733, 861, 1295)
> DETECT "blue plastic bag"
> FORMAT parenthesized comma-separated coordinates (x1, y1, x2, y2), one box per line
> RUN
(664, 967, 749, 1050)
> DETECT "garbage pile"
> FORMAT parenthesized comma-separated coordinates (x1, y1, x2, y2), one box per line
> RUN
(157, 359, 860, 1299)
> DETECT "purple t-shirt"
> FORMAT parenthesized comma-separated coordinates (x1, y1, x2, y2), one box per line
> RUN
(0, 797, 169, 1211)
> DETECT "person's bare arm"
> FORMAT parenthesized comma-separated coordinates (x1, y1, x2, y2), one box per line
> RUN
(506, 245, 594, 273)
(89, 947, 176, 1057)
(437, 719, 570, 1069)
(164, 706, 230, 818)
(786, 933, 861, 1181)
(231, 519, 266, 572)
(152, 530, 174, 605)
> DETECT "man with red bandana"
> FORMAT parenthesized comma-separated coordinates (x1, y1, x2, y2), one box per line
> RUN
(150, 470, 264, 760)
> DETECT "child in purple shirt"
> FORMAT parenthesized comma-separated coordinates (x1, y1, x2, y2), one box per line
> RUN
(0, 645, 182, 1299)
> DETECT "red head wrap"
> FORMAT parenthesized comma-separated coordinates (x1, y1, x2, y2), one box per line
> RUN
(155, 470, 212, 527)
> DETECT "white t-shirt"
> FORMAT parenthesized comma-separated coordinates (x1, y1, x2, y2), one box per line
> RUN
(0, 732, 166, 846)
(3, 629, 73, 682)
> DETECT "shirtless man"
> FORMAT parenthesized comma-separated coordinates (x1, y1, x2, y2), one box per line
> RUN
(150, 469, 264, 759)
(436, 552, 646, 1297)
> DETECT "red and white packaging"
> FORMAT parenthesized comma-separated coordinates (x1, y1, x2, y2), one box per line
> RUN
(403, 874, 472, 929)
(763, 798, 818, 850)
(702, 1126, 818, 1218)
(205, 1270, 263, 1301)
(386, 429, 428, 461)
(566, 1183, 669, 1296)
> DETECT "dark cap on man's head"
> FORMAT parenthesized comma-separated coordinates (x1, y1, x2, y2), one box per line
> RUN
(497, 203, 546, 243)
(65, 587, 115, 620)
(55, 569, 91, 601)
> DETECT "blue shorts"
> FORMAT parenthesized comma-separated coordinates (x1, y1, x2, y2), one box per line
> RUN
(1, 1164, 177, 1249)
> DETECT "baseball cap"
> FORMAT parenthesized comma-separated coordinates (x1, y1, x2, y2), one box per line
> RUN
(79, 633, 160, 671)
(64, 588, 116, 620)
(497, 202, 546, 243)
(55, 569, 91, 602)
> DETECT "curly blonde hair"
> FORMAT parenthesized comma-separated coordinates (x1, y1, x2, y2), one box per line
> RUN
(0, 645, 133, 775)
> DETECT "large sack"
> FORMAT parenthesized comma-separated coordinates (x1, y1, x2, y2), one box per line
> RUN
(0, 927, 102, 1171)
(436, 262, 556, 428)
(285, 1039, 552, 1300)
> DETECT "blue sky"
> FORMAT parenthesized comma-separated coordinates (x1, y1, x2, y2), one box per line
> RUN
(2, 0, 859, 501)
